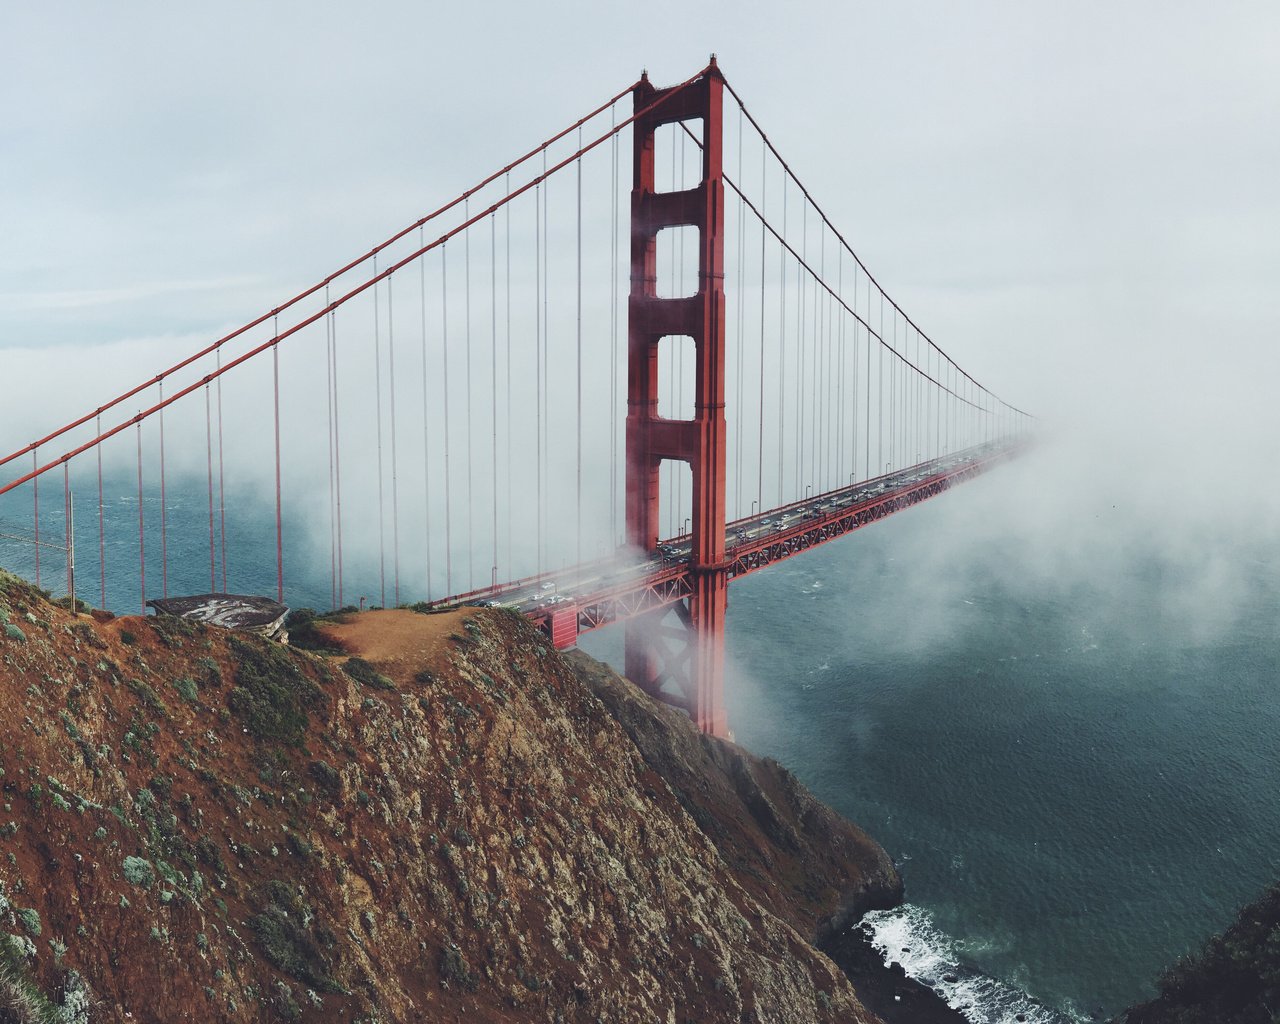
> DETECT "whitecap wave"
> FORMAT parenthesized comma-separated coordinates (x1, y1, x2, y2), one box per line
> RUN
(859, 905, 1085, 1024)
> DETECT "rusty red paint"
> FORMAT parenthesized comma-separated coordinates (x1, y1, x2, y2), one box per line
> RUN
(624, 62, 730, 738)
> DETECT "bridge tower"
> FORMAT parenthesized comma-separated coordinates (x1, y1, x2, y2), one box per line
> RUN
(624, 60, 729, 737)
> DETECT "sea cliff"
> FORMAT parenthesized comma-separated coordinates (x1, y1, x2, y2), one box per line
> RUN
(0, 566, 936, 1022)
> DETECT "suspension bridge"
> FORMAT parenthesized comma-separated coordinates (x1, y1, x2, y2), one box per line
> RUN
(0, 58, 1031, 737)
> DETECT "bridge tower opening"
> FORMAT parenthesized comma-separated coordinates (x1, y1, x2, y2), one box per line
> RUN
(624, 60, 729, 737)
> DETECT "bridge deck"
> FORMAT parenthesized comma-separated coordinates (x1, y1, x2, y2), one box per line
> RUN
(434, 440, 1022, 647)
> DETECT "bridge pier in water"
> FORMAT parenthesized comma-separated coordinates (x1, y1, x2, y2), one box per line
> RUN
(623, 60, 730, 737)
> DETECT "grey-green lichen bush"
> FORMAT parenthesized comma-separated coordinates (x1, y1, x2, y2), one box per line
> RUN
(122, 855, 156, 888)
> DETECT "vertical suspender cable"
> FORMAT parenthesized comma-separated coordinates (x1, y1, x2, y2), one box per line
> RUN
(898, 312, 905, 466)
(942, 360, 952, 453)
(822, 236, 830, 487)
(935, 347, 941, 459)
(890, 309, 897, 470)
(64, 464, 72, 602)
(811, 232, 818, 487)
(796, 204, 805, 497)
(836, 248, 843, 487)
(816, 223, 824, 491)
(756, 134, 766, 511)
(541, 157, 550, 567)
(331, 292, 345, 608)
(136, 420, 145, 612)
(492, 211, 499, 587)
(609, 113, 620, 545)
(388, 275, 401, 607)
(906, 327, 913, 463)
(575, 132, 583, 574)
(206, 387, 216, 593)
(878, 291, 884, 474)
(734, 105, 745, 518)
(505, 175, 513, 571)
(159, 379, 167, 598)
(534, 177, 543, 574)
(900, 321, 907, 464)
(864, 277, 871, 480)
(217, 349, 227, 592)
(464, 200, 474, 589)
(418, 230, 433, 601)
(820, 235, 826, 487)
(442, 245, 453, 595)
(815, 224, 823, 490)
(917, 328, 923, 463)
(33, 450, 39, 588)
(326, 285, 337, 609)
(908, 323, 914, 461)
(272, 333, 284, 605)
(851, 259, 859, 481)
(832, 263, 840, 486)
(98, 414, 106, 607)
(373, 260, 387, 607)
(777, 176, 787, 507)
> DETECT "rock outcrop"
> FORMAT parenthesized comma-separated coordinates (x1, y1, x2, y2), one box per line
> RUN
(1117, 881, 1280, 1024)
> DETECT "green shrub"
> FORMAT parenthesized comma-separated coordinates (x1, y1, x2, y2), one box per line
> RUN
(440, 943, 476, 990)
(0, 933, 60, 1023)
(172, 677, 199, 703)
(341, 657, 394, 691)
(284, 609, 342, 653)
(127, 679, 167, 717)
(248, 885, 340, 993)
(308, 761, 342, 798)
(122, 855, 156, 888)
(226, 638, 322, 747)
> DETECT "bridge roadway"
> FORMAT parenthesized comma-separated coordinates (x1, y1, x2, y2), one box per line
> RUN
(437, 439, 1023, 648)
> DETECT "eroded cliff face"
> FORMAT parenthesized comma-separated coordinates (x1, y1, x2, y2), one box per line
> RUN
(0, 568, 899, 1023)
(1116, 882, 1280, 1024)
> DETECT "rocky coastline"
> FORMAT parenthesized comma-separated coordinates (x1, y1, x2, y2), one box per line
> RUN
(0, 565, 962, 1022)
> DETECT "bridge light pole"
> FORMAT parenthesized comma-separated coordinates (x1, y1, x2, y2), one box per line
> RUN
(750, 499, 758, 516)
(805, 484, 812, 499)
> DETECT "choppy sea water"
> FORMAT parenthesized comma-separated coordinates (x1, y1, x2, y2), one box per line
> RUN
(586, 453, 1280, 1021)
(5, 449, 1280, 1021)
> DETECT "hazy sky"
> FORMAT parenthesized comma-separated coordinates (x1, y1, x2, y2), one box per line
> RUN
(3, 1, 1278, 514)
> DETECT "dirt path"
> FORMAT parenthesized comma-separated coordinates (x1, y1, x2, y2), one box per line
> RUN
(317, 608, 467, 680)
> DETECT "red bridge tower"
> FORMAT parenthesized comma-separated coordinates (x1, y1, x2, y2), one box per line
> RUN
(624, 60, 729, 737)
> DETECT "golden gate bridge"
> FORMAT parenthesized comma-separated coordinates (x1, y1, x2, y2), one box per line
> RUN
(0, 59, 1031, 736)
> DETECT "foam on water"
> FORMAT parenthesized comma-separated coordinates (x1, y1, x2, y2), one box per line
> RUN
(860, 905, 1085, 1024)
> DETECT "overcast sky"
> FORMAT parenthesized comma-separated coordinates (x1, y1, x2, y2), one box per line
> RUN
(3, 0, 1278, 511)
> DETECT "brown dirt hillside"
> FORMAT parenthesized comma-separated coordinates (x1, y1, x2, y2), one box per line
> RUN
(0, 568, 900, 1023)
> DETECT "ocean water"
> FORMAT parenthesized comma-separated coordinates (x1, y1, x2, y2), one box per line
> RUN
(584, 449, 1280, 1021)
(5, 449, 1280, 1022)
